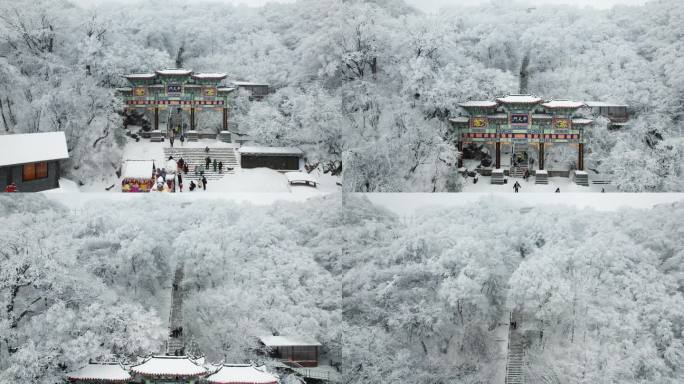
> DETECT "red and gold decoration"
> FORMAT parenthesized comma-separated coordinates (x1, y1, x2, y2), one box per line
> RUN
(203, 87, 217, 97)
(470, 117, 488, 128)
(554, 118, 570, 129)
(134, 87, 146, 97)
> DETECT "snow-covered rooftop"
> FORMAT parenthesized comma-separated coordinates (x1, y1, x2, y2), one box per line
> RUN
(458, 100, 497, 108)
(571, 118, 594, 125)
(156, 69, 193, 76)
(206, 365, 278, 384)
(584, 101, 628, 108)
(259, 335, 322, 347)
(218, 87, 236, 92)
(449, 117, 470, 123)
(192, 73, 227, 79)
(67, 363, 131, 382)
(124, 73, 156, 79)
(238, 146, 303, 156)
(531, 114, 553, 119)
(285, 171, 318, 185)
(0, 131, 69, 167)
(122, 160, 155, 179)
(542, 100, 586, 109)
(130, 356, 207, 377)
(496, 95, 542, 104)
(233, 81, 269, 86)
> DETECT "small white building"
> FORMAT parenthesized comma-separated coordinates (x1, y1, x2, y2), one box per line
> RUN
(0, 131, 69, 192)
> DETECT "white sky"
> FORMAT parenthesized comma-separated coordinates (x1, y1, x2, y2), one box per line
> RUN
(74, 0, 650, 10)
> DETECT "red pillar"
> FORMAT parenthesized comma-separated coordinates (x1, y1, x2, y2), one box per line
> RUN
(578, 143, 584, 171)
(190, 107, 195, 131)
(495, 142, 501, 169)
(539, 142, 545, 170)
(222, 107, 228, 131)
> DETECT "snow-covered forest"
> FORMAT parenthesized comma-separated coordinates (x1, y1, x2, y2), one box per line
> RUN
(341, 196, 684, 383)
(0, 194, 341, 384)
(1, 0, 683, 191)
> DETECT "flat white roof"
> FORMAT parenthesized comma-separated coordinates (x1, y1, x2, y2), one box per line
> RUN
(125, 73, 156, 79)
(67, 363, 131, 382)
(449, 117, 470, 123)
(572, 118, 594, 125)
(259, 335, 322, 347)
(238, 146, 303, 156)
(285, 171, 317, 184)
(131, 356, 207, 377)
(487, 114, 508, 119)
(218, 87, 236, 92)
(531, 114, 553, 119)
(584, 101, 628, 108)
(156, 69, 193, 76)
(0, 131, 69, 167)
(206, 365, 278, 384)
(542, 100, 586, 109)
(458, 100, 497, 108)
(496, 95, 542, 104)
(123, 160, 154, 179)
(233, 81, 269, 86)
(193, 73, 227, 79)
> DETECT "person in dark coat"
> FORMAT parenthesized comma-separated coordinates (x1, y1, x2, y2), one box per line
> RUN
(177, 173, 183, 192)
(202, 176, 207, 191)
(179, 134, 185, 146)
(213, 159, 217, 172)
(555, 187, 560, 193)
(513, 181, 521, 193)
(177, 157, 184, 170)
(205, 156, 211, 169)
(204, 146, 210, 153)
(218, 161, 223, 173)
(189, 181, 196, 191)
(183, 163, 189, 174)
(169, 136, 174, 147)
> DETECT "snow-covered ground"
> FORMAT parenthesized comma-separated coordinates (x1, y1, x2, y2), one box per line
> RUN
(462, 174, 615, 193)
(77, 137, 341, 195)
(364, 193, 684, 214)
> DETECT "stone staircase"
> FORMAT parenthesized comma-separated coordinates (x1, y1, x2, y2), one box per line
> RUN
(510, 166, 527, 179)
(574, 171, 589, 187)
(167, 265, 185, 356)
(491, 169, 505, 185)
(505, 312, 525, 384)
(534, 170, 548, 185)
(163, 147, 239, 181)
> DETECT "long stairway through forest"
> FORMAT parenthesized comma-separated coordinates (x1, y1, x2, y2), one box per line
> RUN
(167, 264, 185, 356)
(163, 146, 239, 181)
(505, 311, 525, 384)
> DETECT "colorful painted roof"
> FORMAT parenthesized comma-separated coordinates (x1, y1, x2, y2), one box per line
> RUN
(206, 365, 278, 384)
(66, 363, 131, 383)
(130, 356, 207, 377)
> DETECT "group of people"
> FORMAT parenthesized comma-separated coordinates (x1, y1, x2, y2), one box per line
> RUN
(168, 132, 185, 148)
(167, 155, 208, 192)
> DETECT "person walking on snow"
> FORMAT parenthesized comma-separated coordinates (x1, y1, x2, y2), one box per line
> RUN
(555, 187, 560, 193)
(169, 136, 174, 148)
(202, 176, 207, 191)
(177, 173, 183, 192)
(183, 163, 189, 174)
(213, 159, 217, 172)
(513, 181, 521, 193)
(205, 156, 211, 169)
(218, 161, 223, 174)
(179, 134, 185, 146)
(189, 180, 196, 191)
